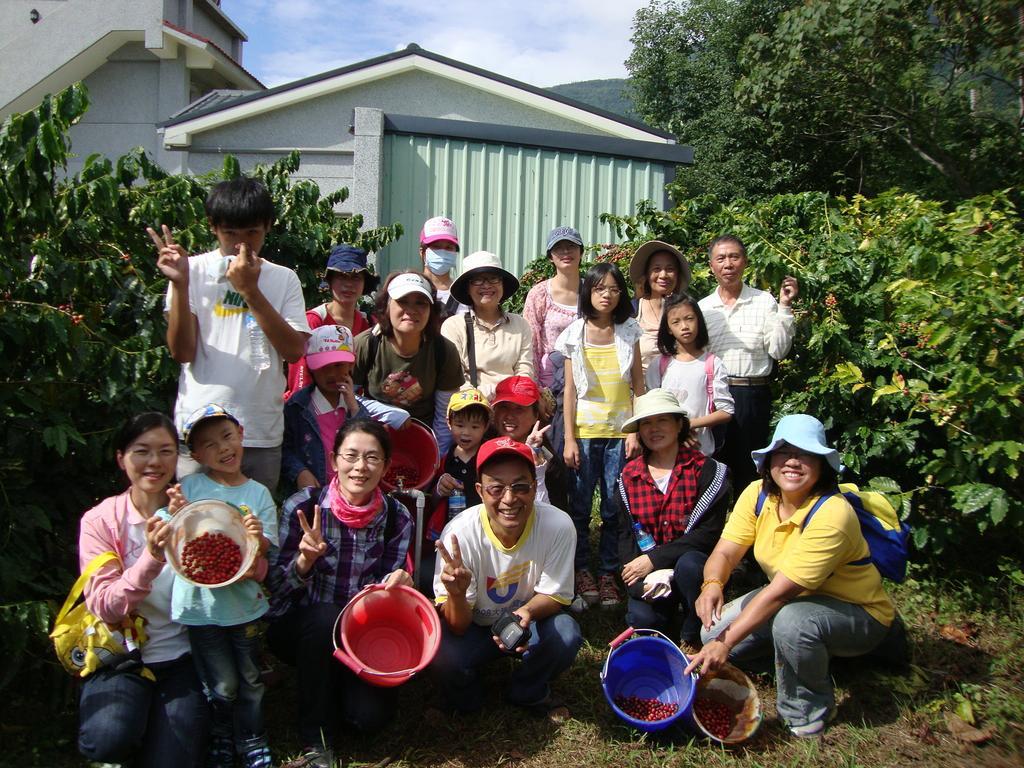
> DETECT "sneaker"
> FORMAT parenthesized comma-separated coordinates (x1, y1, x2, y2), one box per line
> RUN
(206, 734, 235, 768)
(242, 745, 273, 768)
(788, 709, 836, 739)
(575, 569, 599, 606)
(598, 574, 623, 607)
(568, 594, 589, 614)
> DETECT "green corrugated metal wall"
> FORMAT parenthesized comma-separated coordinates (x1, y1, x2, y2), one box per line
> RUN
(378, 133, 669, 278)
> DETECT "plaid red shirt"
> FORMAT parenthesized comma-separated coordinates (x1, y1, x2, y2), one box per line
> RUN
(619, 447, 707, 544)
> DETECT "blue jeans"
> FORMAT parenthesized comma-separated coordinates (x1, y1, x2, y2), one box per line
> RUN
(569, 437, 625, 574)
(625, 549, 708, 644)
(701, 588, 889, 729)
(188, 623, 267, 752)
(78, 653, 208, 768)
(431, 612, 582, 712)
(266, 603, 397, 747)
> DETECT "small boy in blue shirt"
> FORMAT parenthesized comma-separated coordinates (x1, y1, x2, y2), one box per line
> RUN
(163, 404, 277, 768)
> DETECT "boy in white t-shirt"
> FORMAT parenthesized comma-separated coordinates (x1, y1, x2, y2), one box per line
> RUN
(432, 437, 582, 721)
(149, 177, 310, 491)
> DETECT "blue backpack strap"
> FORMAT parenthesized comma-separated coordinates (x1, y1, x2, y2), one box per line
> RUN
(799, 490, 838, 530)
(754, 488, 768, 517)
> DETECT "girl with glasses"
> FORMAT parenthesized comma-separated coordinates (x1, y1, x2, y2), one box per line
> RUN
(554, 263, 645, 608)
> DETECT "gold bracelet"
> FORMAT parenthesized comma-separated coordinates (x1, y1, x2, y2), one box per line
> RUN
(700, 578, 725, 592)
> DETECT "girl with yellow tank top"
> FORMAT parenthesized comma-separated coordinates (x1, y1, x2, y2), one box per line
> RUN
(555, 263, 645, 607)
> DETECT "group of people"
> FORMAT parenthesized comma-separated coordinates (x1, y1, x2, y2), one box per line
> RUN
(76, 176, 902, 768)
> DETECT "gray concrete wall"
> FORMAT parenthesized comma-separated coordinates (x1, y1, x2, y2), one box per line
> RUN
(191, 3, 237, 55)
(0, 1, 73, 49)
(186, 69, 612, 154)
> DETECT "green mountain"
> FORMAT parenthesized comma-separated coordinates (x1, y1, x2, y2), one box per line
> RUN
(548, 78, 636, 119)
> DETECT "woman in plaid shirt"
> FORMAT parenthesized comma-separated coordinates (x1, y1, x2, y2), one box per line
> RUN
(616, 389, 731, 651)
(265, 419, 413, 768)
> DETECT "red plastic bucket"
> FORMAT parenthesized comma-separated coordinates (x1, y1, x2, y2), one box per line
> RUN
(381, 419, 440, 492)
(332, 584, 441, 687)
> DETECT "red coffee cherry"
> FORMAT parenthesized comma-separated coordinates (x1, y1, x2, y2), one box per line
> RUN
(181, 532, 243, 584)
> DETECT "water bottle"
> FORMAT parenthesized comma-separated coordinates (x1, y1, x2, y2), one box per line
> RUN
(633, 522, 655, 552)
(448, 491, 466, 521)
(246, 313, 271, 372)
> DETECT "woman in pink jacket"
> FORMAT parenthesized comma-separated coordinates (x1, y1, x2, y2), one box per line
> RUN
(77, 412, 207, 768)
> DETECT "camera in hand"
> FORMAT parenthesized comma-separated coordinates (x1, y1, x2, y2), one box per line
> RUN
(491, 611, 528, 651)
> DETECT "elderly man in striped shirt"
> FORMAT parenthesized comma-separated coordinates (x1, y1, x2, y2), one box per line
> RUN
(699, 235, 799, 493)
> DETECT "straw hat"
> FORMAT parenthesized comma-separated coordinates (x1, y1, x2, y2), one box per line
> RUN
(628, 240, 692, 293)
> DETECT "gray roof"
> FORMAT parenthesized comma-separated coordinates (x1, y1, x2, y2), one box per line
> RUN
(169, 89, 261, 120)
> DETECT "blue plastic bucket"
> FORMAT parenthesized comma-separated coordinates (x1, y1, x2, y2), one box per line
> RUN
(601, 628, 698, 732)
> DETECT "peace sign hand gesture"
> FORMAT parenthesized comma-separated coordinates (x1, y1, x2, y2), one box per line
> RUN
(436, 535, 471, 598)
(294, 503, 327, 577)
(525, 420, 550, 462)
(147, 225, 190, 286)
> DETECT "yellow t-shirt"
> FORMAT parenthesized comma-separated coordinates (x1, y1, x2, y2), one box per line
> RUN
(722, 481, 895, 626)
(576, 343, 630, 438)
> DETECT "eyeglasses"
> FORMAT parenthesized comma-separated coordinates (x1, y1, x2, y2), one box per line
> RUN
(592, 285, 622, 296)
(482, 482, 535, 499)
(336, 451, 384, 467)
(469, 275, 502, 287)
(773, 449, 814, 463)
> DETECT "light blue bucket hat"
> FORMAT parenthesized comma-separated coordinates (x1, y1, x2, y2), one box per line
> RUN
(750, 414, 842, 473)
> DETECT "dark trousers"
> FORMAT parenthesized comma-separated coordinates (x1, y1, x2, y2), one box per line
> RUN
(266, 603, 397, 747)
(78, 654, 208, 768)
(720, 384, 772, 493)
(625, 549, 708, 645)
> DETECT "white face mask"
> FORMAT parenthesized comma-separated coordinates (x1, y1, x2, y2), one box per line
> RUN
(425, 247, 458, 275)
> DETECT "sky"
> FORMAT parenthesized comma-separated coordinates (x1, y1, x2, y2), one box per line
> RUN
(223, 0, 651, 89)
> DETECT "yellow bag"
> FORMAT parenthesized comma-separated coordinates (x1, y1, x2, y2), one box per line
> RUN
(51, 551, 152, 679)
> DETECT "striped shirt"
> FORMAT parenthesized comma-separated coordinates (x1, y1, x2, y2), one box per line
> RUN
(577, 343, 631, 438)
(266, 486, 412, 618)
(699, 284, 795, 378)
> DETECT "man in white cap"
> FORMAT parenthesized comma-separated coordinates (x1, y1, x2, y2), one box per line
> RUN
(419, 216, 469, 318)
(699, 234, 799, 492)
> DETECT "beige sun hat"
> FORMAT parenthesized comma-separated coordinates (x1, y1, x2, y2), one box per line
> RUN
(628, 240, 692, 294)
(621, 388, 690, 433)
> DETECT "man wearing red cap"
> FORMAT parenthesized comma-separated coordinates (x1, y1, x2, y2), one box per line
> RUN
(431, 437, 582, 721)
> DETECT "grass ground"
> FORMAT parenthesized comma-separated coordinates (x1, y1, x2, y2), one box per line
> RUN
(6, 573, 1022, 768)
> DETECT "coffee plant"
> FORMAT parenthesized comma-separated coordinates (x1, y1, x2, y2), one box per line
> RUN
(0, 84, 401, 687)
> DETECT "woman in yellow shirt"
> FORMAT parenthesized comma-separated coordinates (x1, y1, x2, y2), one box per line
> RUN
(684, 414, 896, 738)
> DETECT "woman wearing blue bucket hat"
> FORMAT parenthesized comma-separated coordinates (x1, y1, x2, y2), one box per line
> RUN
(683, 414, 897, 739)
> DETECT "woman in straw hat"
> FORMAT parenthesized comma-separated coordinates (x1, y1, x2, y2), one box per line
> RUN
(629, 240, 692, 375)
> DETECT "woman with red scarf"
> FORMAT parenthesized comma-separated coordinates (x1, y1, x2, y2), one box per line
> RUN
(617, 389, 731, 651)
(265, 419, 412, 768)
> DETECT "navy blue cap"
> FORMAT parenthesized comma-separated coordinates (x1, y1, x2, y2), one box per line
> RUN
(322, 244, 378, 293)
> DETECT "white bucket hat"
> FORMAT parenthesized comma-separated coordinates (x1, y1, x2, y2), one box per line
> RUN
(449, 251, 519, 306)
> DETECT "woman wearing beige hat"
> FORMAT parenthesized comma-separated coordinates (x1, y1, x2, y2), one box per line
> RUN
(440, 251, 535, 400)
(629, 240, 692, 374)
(617, 389, 730, 650)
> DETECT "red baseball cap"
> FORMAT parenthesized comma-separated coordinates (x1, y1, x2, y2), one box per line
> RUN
(476, 437, 536, 476)
(491, 376, 540, 407)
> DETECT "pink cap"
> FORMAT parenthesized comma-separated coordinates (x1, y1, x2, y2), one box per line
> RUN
(420, 216, 460, 249)
(305, 325, 355, 369)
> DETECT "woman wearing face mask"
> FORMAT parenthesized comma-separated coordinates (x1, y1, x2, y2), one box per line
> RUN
(419, 216, 468, 318)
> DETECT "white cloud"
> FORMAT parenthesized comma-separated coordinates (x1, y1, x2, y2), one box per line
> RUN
(225, 0, 649, 88)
